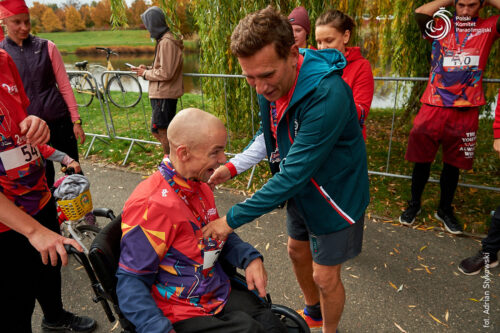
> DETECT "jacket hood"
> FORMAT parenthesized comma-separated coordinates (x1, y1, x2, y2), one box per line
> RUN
(290, 48, 347, 106)
(141, 6, 169, 39)
(159, 31, 184, 50)
(345, 47, 363, 63)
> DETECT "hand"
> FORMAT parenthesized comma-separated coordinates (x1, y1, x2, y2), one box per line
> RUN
(73, 123, 86, 145)
(245, 258, 267, 297)
(208, 165, 232, 189)
(18, 115, 50, 146)
(27, 226, 83, 266)
(494, 138, 500, 158)
(68, 160, 82, 174)
(202, 216, 233, 241)
(138, 64, 148, 69)
(131, 67, 146, 77)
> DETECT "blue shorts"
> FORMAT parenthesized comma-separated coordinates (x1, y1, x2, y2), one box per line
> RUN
(286, 198, 364, 266)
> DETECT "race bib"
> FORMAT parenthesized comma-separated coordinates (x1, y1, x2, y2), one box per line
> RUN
(0, 143, 42, 179)
(443, 48, 480, 72)
(203, 249, 222, 270)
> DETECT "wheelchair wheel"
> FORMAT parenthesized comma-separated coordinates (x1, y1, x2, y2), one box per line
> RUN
(73, 224, 101, 265)
(271, 304, 311, 333)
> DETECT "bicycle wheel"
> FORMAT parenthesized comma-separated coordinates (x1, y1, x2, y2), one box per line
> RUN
(69, 74, 95, 107)
(73, 224, 101, 265)
(105, 74, 142, 108)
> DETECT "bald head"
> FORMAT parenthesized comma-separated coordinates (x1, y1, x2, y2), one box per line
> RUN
(167, 108, 227, 182)
(167, 108, 226, 151)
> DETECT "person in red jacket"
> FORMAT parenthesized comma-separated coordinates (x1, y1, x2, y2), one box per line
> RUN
(494, 89, 500, 158)
(315, 9, 374, 140)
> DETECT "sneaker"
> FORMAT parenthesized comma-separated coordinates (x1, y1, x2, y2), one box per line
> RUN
(434, 208, 463, 234)
(399, 201, 421, 226)
(458, 251, 499, 275)
(42, 310, 96, 332)
(297, 308, 323, 328)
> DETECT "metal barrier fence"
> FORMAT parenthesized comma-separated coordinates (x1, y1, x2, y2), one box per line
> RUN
(69, 70, 500, 192)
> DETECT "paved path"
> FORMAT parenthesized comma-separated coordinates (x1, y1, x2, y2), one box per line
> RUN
(32, 161, 499, 333)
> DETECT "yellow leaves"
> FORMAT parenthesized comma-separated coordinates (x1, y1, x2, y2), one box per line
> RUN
(389, 281, 398, 290)
(419, 263, 432, 274)
(469, 298, 480, 302)
(428, 312, 449, 327)
(349, 274, 360, 279)
(420, 245, 427, 252)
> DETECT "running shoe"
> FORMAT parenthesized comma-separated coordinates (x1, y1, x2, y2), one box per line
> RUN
(399, 200, 421, 226)
(435, 208, 463, 234)
(297, 308, 323, 328)
(458, 250, 499, 275)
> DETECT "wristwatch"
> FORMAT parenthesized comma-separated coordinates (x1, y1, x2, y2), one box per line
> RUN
(73, 119, 83, 125)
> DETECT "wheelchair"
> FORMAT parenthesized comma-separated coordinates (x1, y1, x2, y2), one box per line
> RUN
(69, 208, 311, 333)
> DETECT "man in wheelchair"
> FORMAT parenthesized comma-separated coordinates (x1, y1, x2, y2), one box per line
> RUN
(116, 108, 287, 333)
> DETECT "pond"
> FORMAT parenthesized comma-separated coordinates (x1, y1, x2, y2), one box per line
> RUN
(62, 51, 201, 94)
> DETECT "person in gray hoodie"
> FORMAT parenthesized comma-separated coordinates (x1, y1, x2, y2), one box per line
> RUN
(132, 6, 184, 154)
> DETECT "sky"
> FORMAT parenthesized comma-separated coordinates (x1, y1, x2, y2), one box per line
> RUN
(25, 0, 137, 7)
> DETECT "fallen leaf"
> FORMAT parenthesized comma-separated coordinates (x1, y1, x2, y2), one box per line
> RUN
(420, 245, 427, 252)
(394, 322, 408, 333)
(389, 281, 398, 290)
(445, 310, 449, 322)
(345, 266, 352, 271)
(408, 305, 416, 308)
(397, 284, 404, 292)
(111, 321, 120, 331)
(428, 312, 449, 327)
(394, 248, 400, 254)
(350, 274, 359, 279)
(265, 243, 270, 251)
(469, 298, 480, 302)
(417, 255, 424, 261)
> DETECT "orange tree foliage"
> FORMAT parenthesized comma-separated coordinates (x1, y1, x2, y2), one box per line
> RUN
(65, 6, 85, 32)
(127, 0, 148, 28)
(41, 7, 63, 32)
(79, 5, 94, 28)
(29, 2, 48, 33)
(92, 0, 113, 29)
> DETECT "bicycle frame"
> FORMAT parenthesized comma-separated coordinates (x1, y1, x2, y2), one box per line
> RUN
(62, 219, 91, 254)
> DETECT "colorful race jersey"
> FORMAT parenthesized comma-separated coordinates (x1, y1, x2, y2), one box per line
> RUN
(421, 15, 500, 107)
(118, 157, 230, 324)
(0, 49, 51, 232)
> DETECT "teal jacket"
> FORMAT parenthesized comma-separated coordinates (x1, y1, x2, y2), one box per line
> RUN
(226, 48, 370, 235)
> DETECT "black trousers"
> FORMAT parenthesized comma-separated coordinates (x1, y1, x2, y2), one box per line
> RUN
(173, 283, 287, 333)
(0, 198, 64, 333)
(46, 116, 80, 188)
(482, 205, 500, 258)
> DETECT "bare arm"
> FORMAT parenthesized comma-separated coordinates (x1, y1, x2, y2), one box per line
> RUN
(0, 193, 82, 266)
(415, 0, 454, 15)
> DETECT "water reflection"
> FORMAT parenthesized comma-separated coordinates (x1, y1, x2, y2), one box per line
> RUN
(63, 52, 200, 94)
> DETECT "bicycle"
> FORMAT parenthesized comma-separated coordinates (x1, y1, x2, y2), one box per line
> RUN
(69, 47, 142, 109)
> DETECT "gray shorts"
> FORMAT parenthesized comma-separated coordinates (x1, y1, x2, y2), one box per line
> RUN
(286, 198, 364, 266)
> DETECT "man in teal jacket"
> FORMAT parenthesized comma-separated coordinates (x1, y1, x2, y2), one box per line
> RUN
(204, 6, 369, 333)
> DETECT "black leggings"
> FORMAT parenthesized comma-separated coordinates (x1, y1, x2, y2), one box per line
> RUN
(0, 198, 64, 332)
(411, 162, 459, 210)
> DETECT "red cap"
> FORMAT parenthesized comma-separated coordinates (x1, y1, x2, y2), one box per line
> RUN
(288, 6, 310, 35)
(0, 0, 29, 20)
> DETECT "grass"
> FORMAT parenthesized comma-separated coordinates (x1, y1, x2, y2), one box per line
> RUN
(77, 94, 500, 234)
(36, 30, 199, 54)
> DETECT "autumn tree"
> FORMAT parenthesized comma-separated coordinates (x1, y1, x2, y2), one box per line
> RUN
(29, 2, 49, 33)
(41, 7, 63, 32)
(79, 4, 94, 28)
(92, 0, 112, 29)
(127, 0, 148, 28)
(65, 6, 85, 32)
